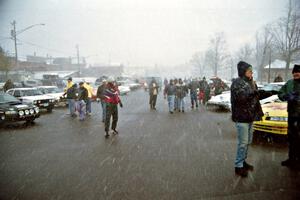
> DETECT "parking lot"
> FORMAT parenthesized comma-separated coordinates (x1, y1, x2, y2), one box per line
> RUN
(0, 90, 299, 200)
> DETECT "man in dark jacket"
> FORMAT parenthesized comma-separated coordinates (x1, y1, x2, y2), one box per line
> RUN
(103, 78, 123, 138)
(149, 78, 159, 110)
(77, 82, 88, 121)
(231, 61, 263, 177)
(278, 64, 300, 168)
(189, 78, 199, 109)
(176, 78, 188, 112)
(66, 83, 77, 117)
(164, 79, 177, 114)
(96, 80, 107, 122)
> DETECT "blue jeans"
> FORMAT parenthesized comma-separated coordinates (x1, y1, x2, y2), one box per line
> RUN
(167, 95, 175, 112)
(177, 97, 185, 111)
(101, 101, 107, 122)
(77, 100, 86, 120)
(235, 122, 253, 168)
(86, 98, 92, 113)
(190, 92, 198, 107)
(67, 99, 75, 115)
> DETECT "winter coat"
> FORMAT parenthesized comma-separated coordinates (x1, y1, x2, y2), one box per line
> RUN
(66, 85, 77, 99)
(231, 62, 263, 123)
(164, 84, 176, 96)
(3, 81, 14, 92)
(149, 81, 159, 95)
(103, 86, 121, 105)
(78, 87, 88, 102)
(176, 84, 188, 98)
(278, 79, 300, 117)
(189, 81, 199, 94)
(96, 84, 107, 100)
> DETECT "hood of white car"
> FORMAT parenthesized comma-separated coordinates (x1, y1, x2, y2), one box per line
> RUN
(20, 95, 54, 101)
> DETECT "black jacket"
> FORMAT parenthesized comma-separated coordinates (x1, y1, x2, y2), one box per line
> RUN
(96, 84, 107, 100)
(231, 62, 263, 123)
(78, 87, 88, 102)
(66, 85, 77, 99)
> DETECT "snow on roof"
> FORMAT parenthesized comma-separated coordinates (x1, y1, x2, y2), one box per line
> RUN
(264, 59, 294, 69)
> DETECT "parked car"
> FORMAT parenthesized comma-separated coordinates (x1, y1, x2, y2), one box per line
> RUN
(253, 97, 288, 135)
(6, 88, 56, 112)
(118, 85, 131, 95)
(207, 91, 231, 110)
(36, 86, 67, 106)
(0, 92, 40, 125)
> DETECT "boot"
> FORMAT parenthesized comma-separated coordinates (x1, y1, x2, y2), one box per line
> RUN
(105, 132, 110, 138)
(235, 167, 248, 177)
(112, 129, 119, 134)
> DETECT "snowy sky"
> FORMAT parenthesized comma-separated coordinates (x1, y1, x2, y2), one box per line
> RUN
(0, 0, 287, 66)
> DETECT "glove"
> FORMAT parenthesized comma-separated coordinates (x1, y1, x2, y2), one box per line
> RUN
(119, 102, 123, 108)
(284, 92, 298, 101)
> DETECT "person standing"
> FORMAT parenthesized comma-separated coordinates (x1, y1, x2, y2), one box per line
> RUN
(96, 80, 108, 123)
(274, 74, 284, 82)
(77, 82, 88, 121)
(3, 79, 14, 92)
(84, 82, 93, 115)
(103, 79, 123, 138)
(164, 79, 176, 114)
(65, 77, 74, 91)
(199, 77, 210, 105)
(278, 64, 300, 168)
(65, 83, 77, 117)
(230, 61, 263, 177)
(176, 78, 188, 112)
(189, 78, 199, 109)
(149, 78, 159, 110)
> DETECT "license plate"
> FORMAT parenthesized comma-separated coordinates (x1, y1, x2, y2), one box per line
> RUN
(43, 103, 49, 107)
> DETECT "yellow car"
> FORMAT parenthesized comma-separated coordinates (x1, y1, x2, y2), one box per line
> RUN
(253, 102, 288, 135)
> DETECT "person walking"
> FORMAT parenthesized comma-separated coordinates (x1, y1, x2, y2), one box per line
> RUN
(3, 79, 14, 92)
(103, 78, 123, 138)
(176, 78, 188, 112)
(96, 80, 108, 123)
(149, 78, 159, 110)
(84, 82, 93, 115)
(189, 78, 199, 109)
(199, 77, 210, 105)
(278, 64, 300, 169)
(77, 82, 88, 121)
(164, 79, 176, 114)
(230, 61, 264, 177)
(65, 83, 77, 117)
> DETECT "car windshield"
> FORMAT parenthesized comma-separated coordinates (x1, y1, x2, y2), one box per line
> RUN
(262, 84, 280, 91)
(22, 89, 43, 96)
(0, 93, 20, 104)
(45, 87, 63, 93)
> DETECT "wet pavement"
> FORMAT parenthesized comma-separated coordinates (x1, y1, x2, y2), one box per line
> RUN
(0, 89, 299, 200)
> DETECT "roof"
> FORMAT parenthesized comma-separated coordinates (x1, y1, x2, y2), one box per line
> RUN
(264, 59, 295, 69)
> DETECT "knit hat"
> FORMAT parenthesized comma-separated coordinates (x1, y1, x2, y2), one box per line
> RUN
(292, 64, 300, 74)
(237, 61, 252, 77)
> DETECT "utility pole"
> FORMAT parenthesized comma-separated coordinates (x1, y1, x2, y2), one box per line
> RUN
(268, 48, 271, 83)
(76, 44, 80, 76)
(11, 20, 18, 65)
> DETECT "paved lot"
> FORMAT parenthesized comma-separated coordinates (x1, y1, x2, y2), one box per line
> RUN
(0, 90, 299, 200)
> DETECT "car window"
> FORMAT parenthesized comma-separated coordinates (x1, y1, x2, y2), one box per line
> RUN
(14, 90, 21, 97)
(0, 93, 20, 103)
(22, 89, 43, 96)
(7, 90, 14, 95)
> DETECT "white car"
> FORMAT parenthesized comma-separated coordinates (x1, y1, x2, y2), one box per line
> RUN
(6, 88, 56, 112)
(36, 86, 66, 106)
(119, 86, 131, 95)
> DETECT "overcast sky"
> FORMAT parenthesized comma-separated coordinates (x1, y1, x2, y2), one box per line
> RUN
(0, 0, 287, 66)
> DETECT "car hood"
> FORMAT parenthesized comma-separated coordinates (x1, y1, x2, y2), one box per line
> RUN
(0, 102, 33, 110)
(45, 92, 65, 99)
(261, 102, 287, 117)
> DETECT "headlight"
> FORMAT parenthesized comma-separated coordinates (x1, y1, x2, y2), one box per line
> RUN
(19, 110, 24, 116)
(25, 110, 30, 115)
(269, 117, 288, 121)
(30, 109, 34, 114)
(34, 107, 39, 113)
(1, 116, 5, 120)
(38, 100, 41, 104)
(5, 110, 17, 115)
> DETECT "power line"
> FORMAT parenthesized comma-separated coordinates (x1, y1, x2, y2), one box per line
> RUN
(17, 39, 74, 56)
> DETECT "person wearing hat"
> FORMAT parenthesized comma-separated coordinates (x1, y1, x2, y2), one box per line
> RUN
(83, 81, 94, 115)
(149, 78, 159, 110)
(103, 78, 123, 138)
(96, 79, 108, 122)
(230, 61, 264, 177)
(65, 83, 78, 117)
(278, 64, 300, 168)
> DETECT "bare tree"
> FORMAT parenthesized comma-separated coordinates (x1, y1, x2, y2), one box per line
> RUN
(271, 0, 300, 80)
(237, 43, 254, 62)
(254, 24, 273, 83)
(0, 47, 11, 79)
(190, 51, 205, 76)
(207, 32, 228, 77)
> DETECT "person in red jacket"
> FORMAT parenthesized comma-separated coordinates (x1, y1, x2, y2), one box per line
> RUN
(103, 78, 123, 138)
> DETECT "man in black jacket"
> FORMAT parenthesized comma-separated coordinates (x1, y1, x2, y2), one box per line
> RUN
(231, 61, 263, 177)
(149, 78, 159, 110)
(278, 64, 300, 168)
(78, 82, 88, 121)
(96, 80, 107, 122)
(66, 83, 77, 117)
